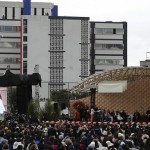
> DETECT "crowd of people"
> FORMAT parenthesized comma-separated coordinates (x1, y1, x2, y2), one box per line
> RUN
(0, 112, 150, 150)
(74, 106, 150, 123)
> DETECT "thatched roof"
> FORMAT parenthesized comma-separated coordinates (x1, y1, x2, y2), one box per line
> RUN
(71, 67, 150, 92)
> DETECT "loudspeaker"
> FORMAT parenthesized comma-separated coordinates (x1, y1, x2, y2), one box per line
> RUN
(54, 103, 58, 110)
(61, 103, 66, 110)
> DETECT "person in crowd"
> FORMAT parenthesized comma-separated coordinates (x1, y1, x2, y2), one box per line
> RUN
(90, 107, 95, 122)
(2, 109, 150, 150)
(60, 107, 70, 120)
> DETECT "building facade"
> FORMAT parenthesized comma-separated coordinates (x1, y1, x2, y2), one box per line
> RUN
(0, 1, 57, 102)
(90, 21, 127, 74)
(49, 16, 89, 92)
(0, 1, 128, 104)
(0, 1, 56, 75)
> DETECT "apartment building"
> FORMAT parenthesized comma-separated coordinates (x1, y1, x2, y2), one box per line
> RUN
(90, 21, 127, 74)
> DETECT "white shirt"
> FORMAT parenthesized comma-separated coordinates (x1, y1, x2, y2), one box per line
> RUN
(61, 107, 70, 116)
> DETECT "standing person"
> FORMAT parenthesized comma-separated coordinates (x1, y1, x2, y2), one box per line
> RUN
(75, 110, 80, 121)
(26, 137, 39, 150)
(90, 107, 95, 122)
(60, 107, 70, 120)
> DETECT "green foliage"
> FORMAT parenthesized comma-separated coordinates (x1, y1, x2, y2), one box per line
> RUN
(69, 92, 90, 100)
(8, 87, 17, 113)
(53, 105, 61, 120)
(27, 99, 40, 118)
(51, 90, 69, 102)
(43, 98, 53, 120)
(51, 90, 89, 102)
(27, 98, 61, 121)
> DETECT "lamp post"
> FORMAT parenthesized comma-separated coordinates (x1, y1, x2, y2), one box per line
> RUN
(89, 85, 97, 108)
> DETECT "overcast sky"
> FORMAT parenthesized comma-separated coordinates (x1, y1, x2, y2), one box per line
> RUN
(6, 0, 150, 66)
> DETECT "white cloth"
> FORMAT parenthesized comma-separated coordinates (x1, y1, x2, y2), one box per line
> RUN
(61, 107, 70, 116)
(0, 99, 5, 113)
(91, 108, 95, 115)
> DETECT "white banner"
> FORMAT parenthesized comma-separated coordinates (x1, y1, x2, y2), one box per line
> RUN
(98, 80, 127, 93)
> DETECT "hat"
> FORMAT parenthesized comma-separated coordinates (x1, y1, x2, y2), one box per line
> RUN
(120, 141, 125, 146)
(13, 142, 24, 149)
(102, 130, 107, 136)
(148, 122, 150, 127)
(59, 134, 64, 140)
(141, 134, 149, 143)
(43, 127, 48, 133)
(89, 141, 95, 148)
(106, 141, 114, 147)
(65, 138, 72, 145)
(118, 133, 125, 139)
(4, 127, 8, 130)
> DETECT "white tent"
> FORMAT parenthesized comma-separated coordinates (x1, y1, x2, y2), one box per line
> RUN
(98, 80, 127, 93)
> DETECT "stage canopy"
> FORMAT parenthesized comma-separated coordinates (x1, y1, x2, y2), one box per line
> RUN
(71, 67, 150, 92)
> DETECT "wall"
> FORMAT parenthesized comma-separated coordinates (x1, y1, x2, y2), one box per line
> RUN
(22, 15, 50, 99)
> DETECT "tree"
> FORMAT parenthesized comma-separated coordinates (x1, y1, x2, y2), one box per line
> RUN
(27, 98, 40, 118)
(43, 98, 53, 120)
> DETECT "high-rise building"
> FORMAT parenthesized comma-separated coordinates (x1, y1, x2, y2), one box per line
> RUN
(90, 21, 127, 74)
(0, 1, 90, 100)
(0, 1, 128, 103)
(49, 16, 89, 92)
(22, 15, 90, 98)
(0, 1, 57, 101)
(0, 1, 56, 75)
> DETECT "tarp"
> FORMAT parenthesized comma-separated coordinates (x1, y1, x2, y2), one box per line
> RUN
(98, 80, 127, 93)
(0, 70, 22, 87)
(0, 70, 41, 87)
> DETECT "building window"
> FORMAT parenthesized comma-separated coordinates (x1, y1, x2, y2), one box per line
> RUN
(21, 8, 23, 15)
(23, 36, 27, 42)
(12, 7, 15, 19)
(0, 57, 20, 64)
(34, 8, 37, 15)
(23, 19, 27, 33)
(0, 42, 20, 48)
(94, 28, 114, 35)
(94, 59, 124, 65)
(5, 7, 7, 19)
(94, 44, 124, 50)
(0, 26, 20, 32)
(116, 29, 124, 35)
(23, 61, 27, 74)
(23, 44, 27, 58)
(42, 8, 44, 15)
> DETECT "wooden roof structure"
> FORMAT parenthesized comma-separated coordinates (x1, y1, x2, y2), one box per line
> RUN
(70, 67, 150, 92)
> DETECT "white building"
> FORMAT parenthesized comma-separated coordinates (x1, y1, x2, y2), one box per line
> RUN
(0, 1, 90, 101)
(49, 16, 89, 93)
(0, 1, 127, 105)
(0, 1, 57, 103)
(90, 21, 127, 74)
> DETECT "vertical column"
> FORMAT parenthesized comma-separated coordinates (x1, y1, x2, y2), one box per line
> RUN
(90, 88, 96, 108)
(90, 22, 95, 75)
(51, 5, 58, 16)
(23, 0, 31, 15)
(34, 65, 39, 99)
